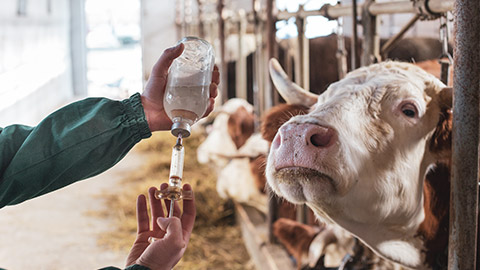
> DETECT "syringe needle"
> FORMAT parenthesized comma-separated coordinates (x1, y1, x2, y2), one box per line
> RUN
(169, 199, 175, 218)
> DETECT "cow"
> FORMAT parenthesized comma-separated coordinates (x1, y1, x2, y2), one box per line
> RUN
(196, 98, 270, 213)
(273, 218, 361, 270)
(261, 58, 456, 269)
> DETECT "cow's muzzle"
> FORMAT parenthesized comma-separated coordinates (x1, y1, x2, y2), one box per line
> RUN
(272, 122, 337, 171)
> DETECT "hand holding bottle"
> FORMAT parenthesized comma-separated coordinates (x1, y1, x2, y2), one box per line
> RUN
(141, 43, 219, 132)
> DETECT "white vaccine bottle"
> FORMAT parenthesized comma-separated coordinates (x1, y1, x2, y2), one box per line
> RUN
(163, 36, 215, 138)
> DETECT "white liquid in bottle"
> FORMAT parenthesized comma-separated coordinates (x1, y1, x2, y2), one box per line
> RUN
(164, 84, 210, 125)
(163, 36, 214, 138)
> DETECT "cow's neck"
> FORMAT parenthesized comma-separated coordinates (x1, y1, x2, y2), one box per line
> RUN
(322, 212, 428, 269)
(308, 164, 451, 269)
(336, 162, 450, 270)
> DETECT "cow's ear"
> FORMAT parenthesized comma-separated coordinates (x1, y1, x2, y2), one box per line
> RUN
(438, 87, 452, 109)
(261, 104, 310, 143)
(429, 87, 453, 159)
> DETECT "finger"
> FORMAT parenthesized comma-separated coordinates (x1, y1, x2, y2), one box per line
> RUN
(156, 217, 184, 249)
(181, 184, 196, 242)
(212, 65, 220, 85)
(209, 82, 218, 99)
(136, 194, 150, 233)
(151, 43, 185, 78)
(148, 187, 164, 231)
(202, 98, 215, 118)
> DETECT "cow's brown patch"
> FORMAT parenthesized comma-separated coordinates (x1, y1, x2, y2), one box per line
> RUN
(429, 106, 452, 160)
(261, 104, 310, 143)
(227, 106, 255, 149)
(273, 218, 321, 269)
(249, 154, 267, 193)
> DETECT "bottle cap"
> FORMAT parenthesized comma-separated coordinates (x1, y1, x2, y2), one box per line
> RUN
(171, 121, 191, 138)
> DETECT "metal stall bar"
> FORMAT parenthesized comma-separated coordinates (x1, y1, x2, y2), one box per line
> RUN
(361, 0, 380, 66)
(276, 0, 454, 20)
(266, 0, 278, 107)
(217, 0, 228, 104)
(196, 0, 205, 38)
(251, 0, 265, 119)
(448, 0, 480, 269)
(235, 10, 248, 101)
(351, 0, 359, 70)
(295, 5, 309, 90)
(266, 0, 278, 244)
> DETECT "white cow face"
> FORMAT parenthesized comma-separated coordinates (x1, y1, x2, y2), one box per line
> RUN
(265, 60, 452, 230)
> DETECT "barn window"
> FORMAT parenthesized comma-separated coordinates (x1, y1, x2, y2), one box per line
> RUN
(17, 0, 27, 16)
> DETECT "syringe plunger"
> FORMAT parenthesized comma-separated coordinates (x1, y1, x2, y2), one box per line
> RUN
(155, 136, 193, 202)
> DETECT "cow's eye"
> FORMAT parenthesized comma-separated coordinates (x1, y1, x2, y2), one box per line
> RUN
(401, 103, 417, 118)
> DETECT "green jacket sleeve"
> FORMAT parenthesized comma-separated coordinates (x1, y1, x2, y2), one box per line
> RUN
(0, 93, 151, 208)
(99, 264, 151, 270)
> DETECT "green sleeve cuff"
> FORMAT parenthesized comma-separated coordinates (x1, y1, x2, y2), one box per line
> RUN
(98, 264, 150, 270)
(123, 93, 152, 141)
(124, 264, 151, 270)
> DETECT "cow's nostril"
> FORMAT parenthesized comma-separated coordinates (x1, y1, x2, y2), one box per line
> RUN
(310, 132, 333, 147)
(272, 132, 282, 149)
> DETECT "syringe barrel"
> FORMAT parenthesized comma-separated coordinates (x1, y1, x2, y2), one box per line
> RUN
(169, 143, 184, 183)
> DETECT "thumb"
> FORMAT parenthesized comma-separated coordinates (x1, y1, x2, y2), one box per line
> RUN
(157, 217, 185, 247)
(151, 43, 185, 78)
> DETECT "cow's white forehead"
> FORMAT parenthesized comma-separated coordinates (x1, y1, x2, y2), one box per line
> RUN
(316, 61, 441, 110)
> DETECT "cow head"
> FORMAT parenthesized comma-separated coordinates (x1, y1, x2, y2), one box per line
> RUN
(263, 59, 452, 269)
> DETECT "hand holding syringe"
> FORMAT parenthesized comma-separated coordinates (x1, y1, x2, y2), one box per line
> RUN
(155, 135, 193, 217)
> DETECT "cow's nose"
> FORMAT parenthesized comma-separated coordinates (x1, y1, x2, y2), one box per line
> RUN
(273, 123, 336, 151)
(272, 123, 337, 170)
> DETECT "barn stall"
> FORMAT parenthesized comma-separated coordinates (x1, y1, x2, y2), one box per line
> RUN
(104, 0, 477, 269)
(165, 0, 480, 269)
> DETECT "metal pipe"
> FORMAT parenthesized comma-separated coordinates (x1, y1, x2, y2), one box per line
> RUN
(217, 0, 228, 104)
(251, 0, 263, 120)
(336, 16, 348, 79)
(361, 0, 380, 66)
(236, 10, 248, 100)
(295, 10, 305, 88)
(448, 0, 480, 269)
(380, 14, 420, 59)
(266, 0, 278, 107)
(351, 0, 358, 70)
(276, 0, 454, 20)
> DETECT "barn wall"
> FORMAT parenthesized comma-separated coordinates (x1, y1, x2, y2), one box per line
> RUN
(140, 0, 178, 81)
(0, 0, 75, 126)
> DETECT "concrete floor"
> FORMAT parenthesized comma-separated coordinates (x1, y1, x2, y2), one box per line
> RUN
(0, 149, 145, 270)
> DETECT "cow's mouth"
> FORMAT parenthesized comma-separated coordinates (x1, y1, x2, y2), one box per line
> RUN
(273, 167, 336, 191)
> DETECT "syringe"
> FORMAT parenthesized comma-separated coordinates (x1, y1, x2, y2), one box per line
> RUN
(156, 135, 193, 217)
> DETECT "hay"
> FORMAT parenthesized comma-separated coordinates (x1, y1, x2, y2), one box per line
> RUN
(95, 131, 254, 270)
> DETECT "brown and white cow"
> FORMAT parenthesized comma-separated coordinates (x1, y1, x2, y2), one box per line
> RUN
(197, 98, 270, 213)
(262, 59, 454, 269)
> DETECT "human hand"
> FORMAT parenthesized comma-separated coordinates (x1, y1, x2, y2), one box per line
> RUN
(141, 43, 220, 132)
(126, 184, 196, 270)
